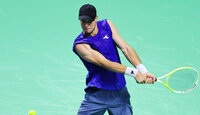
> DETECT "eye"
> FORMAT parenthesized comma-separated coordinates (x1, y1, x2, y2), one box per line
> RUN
(81, 20, 93, 24)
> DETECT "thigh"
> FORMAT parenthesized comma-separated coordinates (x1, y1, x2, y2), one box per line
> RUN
(77, 93, 107, 115)
(107, 104, 133, 115)
(108, 87, 133, 115)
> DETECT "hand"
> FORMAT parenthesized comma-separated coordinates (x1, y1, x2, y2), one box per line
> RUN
(135, 72, 155, 84)
(135, 71, 147, 84)
(144, 73, 156, 84)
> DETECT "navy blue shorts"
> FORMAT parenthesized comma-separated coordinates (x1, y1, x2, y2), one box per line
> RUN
(77, 86, 133, 115)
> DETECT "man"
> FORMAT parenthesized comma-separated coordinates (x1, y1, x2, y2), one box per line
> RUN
(73, 4, 155, 115)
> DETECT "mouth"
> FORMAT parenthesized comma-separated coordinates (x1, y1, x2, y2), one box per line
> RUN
(83, 26, 95, 34)
(84, 28, 91, 32)
(85, 28, 90, 30)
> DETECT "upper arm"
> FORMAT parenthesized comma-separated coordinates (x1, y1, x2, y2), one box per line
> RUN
(75, 43, 109, 66)
(107, 20, 131, 51)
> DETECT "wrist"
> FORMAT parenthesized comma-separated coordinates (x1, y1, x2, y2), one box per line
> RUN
(125, 67, 138, 77)
(136, 64, 148, 74)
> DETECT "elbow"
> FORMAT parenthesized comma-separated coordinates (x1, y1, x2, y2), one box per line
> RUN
(97, 60, 110, 68)
(121, 46, 130, 55)
(91, 59, 107, 67)
(121, 45, 134, 54)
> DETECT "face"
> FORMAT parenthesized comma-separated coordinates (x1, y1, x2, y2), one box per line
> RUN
(80, 16, 98, 34)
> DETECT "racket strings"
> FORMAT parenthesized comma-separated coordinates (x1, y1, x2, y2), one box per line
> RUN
(167, 69, 198, 92)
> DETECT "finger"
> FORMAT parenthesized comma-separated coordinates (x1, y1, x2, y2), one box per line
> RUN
(150, 76, 156, 81)
(148, 77, 155, 83)
(148, 74, 156, 81)
(149, 77, 155, 83)
(137, 80, 145, 84)
(145, 78, 153, 84)
(146, 76, 154, 81)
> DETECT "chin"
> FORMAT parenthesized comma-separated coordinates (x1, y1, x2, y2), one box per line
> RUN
(85, 30, 92, 34)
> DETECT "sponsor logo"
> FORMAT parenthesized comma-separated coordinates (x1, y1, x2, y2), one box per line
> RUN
(103, 35, 109, 39)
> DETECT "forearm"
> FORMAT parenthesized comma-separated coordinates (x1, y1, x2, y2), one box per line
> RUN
(122, 46, 149, 74)
(100, 60, 139, 78)
(100, 60, 127, 74)
(122, 46, 142, 67)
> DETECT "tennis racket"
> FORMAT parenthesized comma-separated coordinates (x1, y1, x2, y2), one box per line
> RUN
(155, 67, 199, 93)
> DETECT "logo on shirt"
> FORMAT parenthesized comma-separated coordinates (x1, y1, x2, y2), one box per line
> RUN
(103, 35, 109, 39)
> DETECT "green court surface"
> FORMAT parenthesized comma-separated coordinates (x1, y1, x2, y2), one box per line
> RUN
(0, 0, 200, 115)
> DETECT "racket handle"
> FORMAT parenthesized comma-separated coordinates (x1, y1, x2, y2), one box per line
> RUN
(155, 78, 157, 82)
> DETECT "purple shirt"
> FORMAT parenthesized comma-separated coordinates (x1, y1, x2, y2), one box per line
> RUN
(73, 19, 126, 91)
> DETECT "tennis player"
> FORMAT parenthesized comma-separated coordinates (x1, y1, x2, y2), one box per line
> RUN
(73, 4, 155, 115)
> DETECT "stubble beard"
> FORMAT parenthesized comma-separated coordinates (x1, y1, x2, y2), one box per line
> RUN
(84, 24, 96, 37)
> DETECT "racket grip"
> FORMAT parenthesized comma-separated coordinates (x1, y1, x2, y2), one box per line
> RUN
(155, 78, 157, 82)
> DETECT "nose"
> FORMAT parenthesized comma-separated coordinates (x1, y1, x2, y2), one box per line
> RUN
(84, 23, 90, 27)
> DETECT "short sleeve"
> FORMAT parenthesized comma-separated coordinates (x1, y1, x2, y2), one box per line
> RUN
(72, 34, 92, 54)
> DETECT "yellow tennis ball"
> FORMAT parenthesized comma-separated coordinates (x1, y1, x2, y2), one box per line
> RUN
(29, 110, 36, 115)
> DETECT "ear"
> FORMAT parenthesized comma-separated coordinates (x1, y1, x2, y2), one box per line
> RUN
(95, 16, 98, 21)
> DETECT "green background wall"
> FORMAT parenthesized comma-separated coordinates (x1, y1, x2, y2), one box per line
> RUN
(0, 0, 199, 115)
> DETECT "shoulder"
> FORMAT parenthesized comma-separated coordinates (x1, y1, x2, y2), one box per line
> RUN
(106, 19, 112, 24)
(98, 19, 112, 26)
(97, 19, 110, 27)
(100, 19, 116, 31)
(73, 33, 84, 43)
(106, 19, 115, 29)
(74, 33, 91, 44)
(97, 19, 113, 33)
(73, 33, 92, 54)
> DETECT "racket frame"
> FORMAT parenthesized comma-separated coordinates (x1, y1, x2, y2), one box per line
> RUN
(156, 67, 199, 93)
